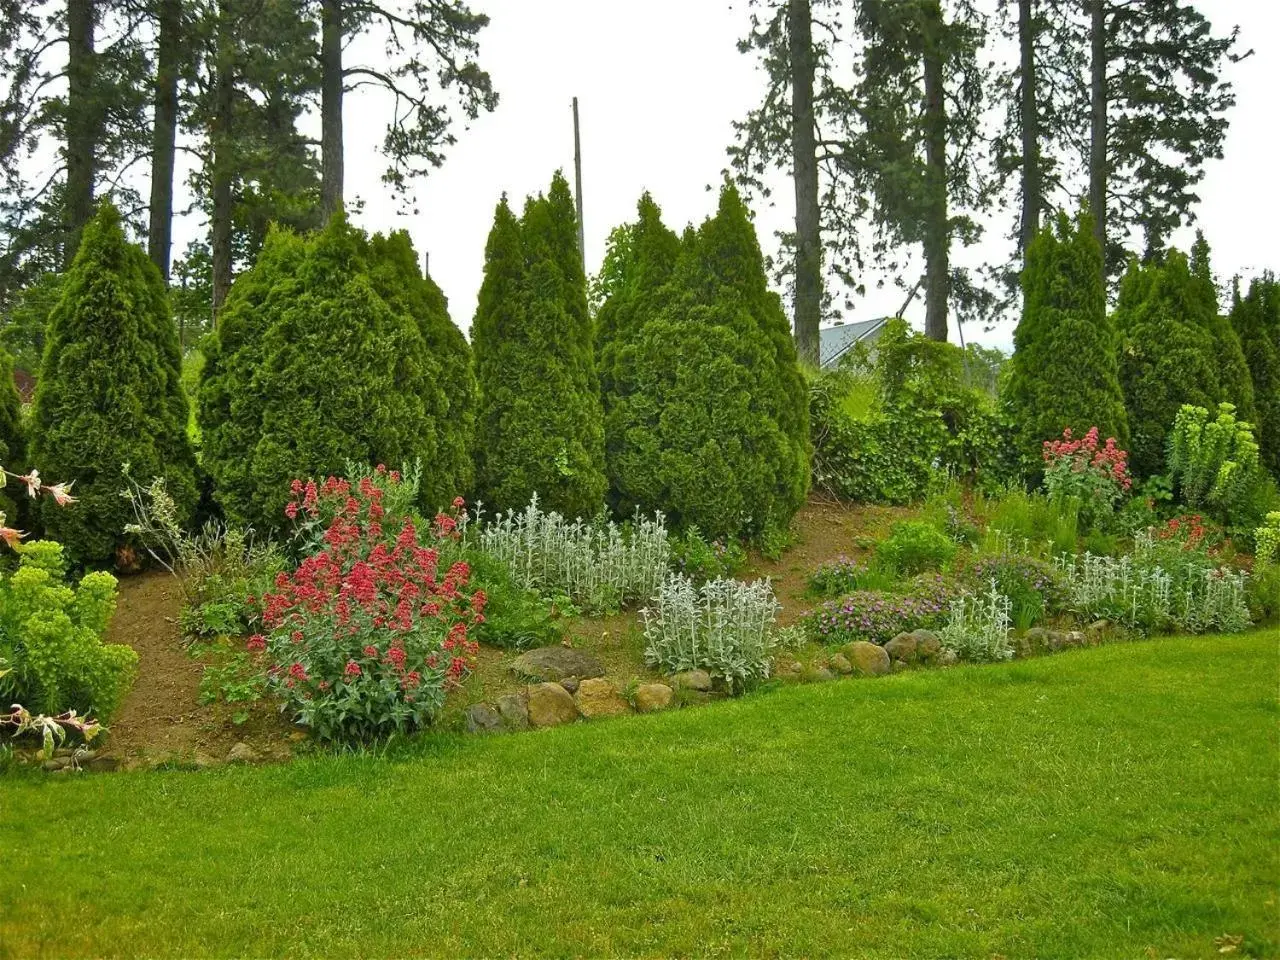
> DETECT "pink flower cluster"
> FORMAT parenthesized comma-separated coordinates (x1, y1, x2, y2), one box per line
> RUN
(1043, 426, 1132, 491)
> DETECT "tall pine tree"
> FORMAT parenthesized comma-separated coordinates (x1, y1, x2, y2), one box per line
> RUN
(472, 173, 606, 519)
(1006, 209, 1127, 467)
(31, 202, 196, 565)
(1190, 231, 1255, 425)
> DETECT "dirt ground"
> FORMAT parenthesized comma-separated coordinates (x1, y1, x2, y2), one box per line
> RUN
(97, 498, 897, 762)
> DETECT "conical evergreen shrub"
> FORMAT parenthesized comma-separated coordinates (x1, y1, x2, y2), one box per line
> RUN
(0, 346, 26, 524)
(1190, 233, 1256, 425)
(1231, 275, 1280, 479)
(30, 202, 196, 565)
(198, 214, 475, 530)
(1006, 211, 1128, 469)
(1115, 250, 1222, 477)
(472, 173, 607, 519)
(601, 183, 810, 540)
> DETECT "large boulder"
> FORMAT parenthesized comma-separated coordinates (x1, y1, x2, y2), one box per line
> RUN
(510, 646, 605, 683)
(844, 641, 890, 677)
(496, 693, 530, 730)
(575, 678, 630, 719)
(526, 683, 580, 727)
(884, 632, 919, 663)
(912, 630, 942, 663)
(670, 669, 712, 692)
(465, 703, 503, 734)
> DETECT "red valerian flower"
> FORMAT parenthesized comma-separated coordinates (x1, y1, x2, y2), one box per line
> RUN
(246, 634, 267, 652)
(344, 660, 361, 678)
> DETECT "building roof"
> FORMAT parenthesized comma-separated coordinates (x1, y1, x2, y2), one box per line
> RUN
(818, 317, 890, 368)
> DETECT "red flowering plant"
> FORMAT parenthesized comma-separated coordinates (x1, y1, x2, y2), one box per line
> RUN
(1041, 427, 1132, 530)
(1152, 513, 1226, 554)
(250, 466, 483, 741)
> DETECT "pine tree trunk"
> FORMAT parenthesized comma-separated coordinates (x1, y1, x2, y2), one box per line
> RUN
(210, 11, 235, 317)
(1018, 0, 1040, 258)
(320, 0, 344, 220)
(148, 0, 181, 282)
(788, 0, 821, 368)
(1088, 0, 1106, 272)
(922, 2, 949, 343)
(64, 0, 96, 267)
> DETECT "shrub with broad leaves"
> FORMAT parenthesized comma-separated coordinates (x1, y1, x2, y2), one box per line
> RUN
(253, 474, 483, 741)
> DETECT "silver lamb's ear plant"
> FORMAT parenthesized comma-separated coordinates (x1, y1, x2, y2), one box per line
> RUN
(939, 581, 1013, 662)
(475, 497, 670, 615)
(642, 574, 781, 692)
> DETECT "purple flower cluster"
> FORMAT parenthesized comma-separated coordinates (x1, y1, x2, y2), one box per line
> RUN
(804, 573, 957, 645)
(963, 554, 1066, 615)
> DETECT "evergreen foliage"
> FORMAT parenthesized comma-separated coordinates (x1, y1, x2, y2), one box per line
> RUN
(1190, 232, 1256, 424)
(600, 183, 810, 540)
(1231, 275, 1280, 480)
(472, 173, 606, 519)
(1006, 211, 1128, 469)
(0, 345, 26, 523)
(30, 203, 196, 565)
(198, 214, 475, 531)
(1115, 250, 1222, 477)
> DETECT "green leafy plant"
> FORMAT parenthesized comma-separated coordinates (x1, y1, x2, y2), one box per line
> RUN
(197, 650, 266, 726)
(1255, 512, 1280, 568)
(0, 541, 135, 721)
(875, 520, 957, 576)
(805, 574, 959, 646)
(642, 574, 780, 692)
(1167, 403, 1263, 526)
(1040, 426, 1132, 531)
(671, 526, 746, 582)
(962, 553, 1066, 630)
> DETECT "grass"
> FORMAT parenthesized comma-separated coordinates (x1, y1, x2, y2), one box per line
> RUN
(2, 630, 1278, 959)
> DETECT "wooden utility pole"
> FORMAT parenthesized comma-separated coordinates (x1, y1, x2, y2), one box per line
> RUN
(572, 96, 585, 271)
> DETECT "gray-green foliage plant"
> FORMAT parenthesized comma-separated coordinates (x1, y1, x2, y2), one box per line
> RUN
(939, 582, 1013, 662)
(471, 174, 606, 520)
(198, 214, 474, 532)
(641, 574, 781, 692)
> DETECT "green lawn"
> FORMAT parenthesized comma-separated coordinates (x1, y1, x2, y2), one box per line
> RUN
(2, 631, 1278, 959)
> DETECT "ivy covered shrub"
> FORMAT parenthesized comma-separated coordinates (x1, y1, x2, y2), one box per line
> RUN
(811, 319, 1007, 505)
(199, 215, 474, 533)
(1005, 211, 1129, 471)
(472, 174, 606, 520)
(596, 185, 809, 541)
(31, 203, 196, 565)
(0, 541, 135, 721)
(1114, 251, 1223, 477)
(1168, 403, 1262, 527)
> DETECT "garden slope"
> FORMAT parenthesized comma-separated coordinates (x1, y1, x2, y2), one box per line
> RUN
(1, 630, 1277, 958)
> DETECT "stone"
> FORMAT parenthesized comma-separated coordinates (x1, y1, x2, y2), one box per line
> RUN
(804, 665, 837, 683)
(227, 742, 258, 764)
(884, 632, 919, 663)
(1045, 631, 1068, 652)
(86, 755, 120, 773)
(1066, 631, 1086, 648)
(939, 649, 958, 667)
(911, 630, 942, 662)
(496, 693, 530, 730)
(526, 682, 579, 728)
(844, 641, 891, 677)
(1086, 619, 1110, 641)
(891, 659, 910, 674)
(671, 669, 713, 692)
(773, 657, 804, 680)
(574, 678, 630, 719)
(634, 683, 674, 713)
(829, 653, 853, 675)
(465, 703, 503, 734)
(42, 757, 70, 772)
(559, 678, 580, 695)
(509, 646, 605, 683)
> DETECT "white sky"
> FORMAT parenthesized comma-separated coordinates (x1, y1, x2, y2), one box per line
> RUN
(192, 0, 1280, 353)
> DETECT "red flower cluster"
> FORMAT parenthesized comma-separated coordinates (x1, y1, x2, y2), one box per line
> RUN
(1043, 427, 1132, 491)
(1153, 513, 1221, 553)
(256, 471, 482, 740)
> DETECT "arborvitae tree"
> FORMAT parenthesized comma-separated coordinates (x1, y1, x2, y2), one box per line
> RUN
(31, 202, 196, 565)
(1190, 232, 1256, 425)
(1114, 250, 1222, 477)
(0, 344, 26, 523)
(198, 214, 473, 530)
(1006, 210, 1127, 467)
(1231, 276, 1280, 480)
(605, 183, 810, 540)
(471, 173, 606, 519)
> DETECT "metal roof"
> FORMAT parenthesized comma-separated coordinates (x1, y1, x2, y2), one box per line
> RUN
(818, 317, 890, 368)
